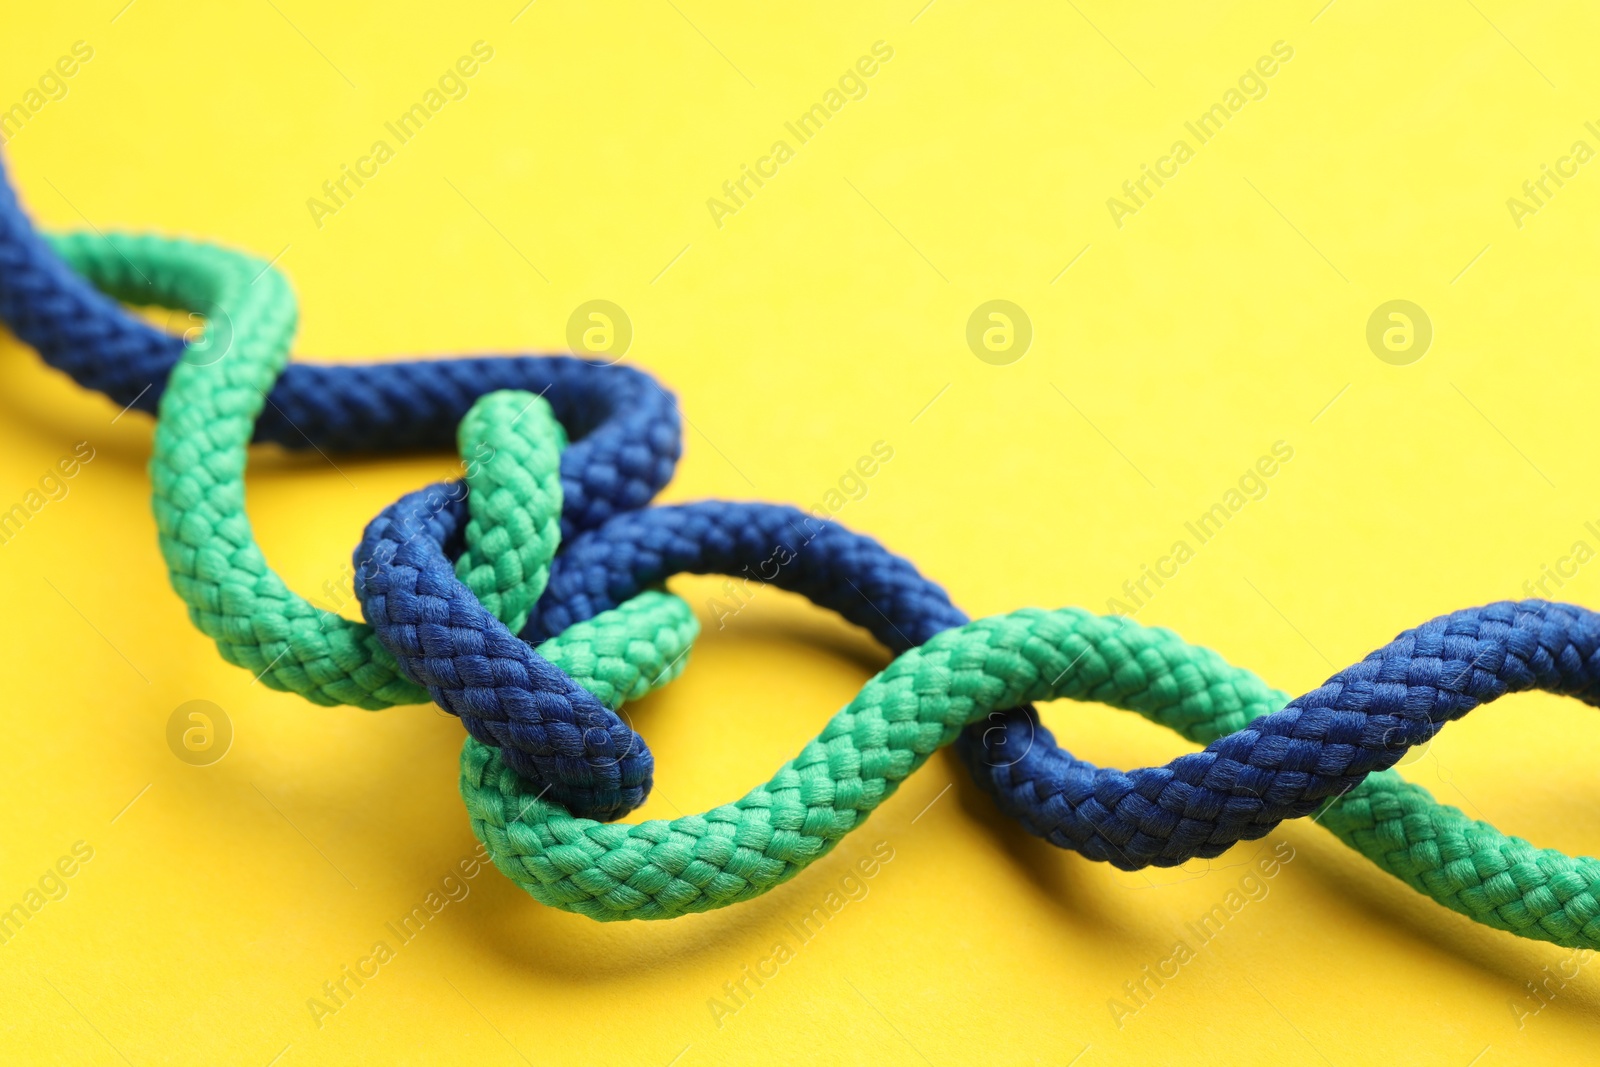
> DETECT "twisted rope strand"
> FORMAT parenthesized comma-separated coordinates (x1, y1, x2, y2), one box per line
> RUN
(14, 155, 1600, 946)
(336, 394, 1600, 930)
(0, 154, 679, 539)
(454, 608, 1281, 920)
(42, 229, 671, 712)
(355, 496, 996, 822)
(957, 606, 1600, 948)
(965, 600, 1600, 867)
(36, 224, 692, 817)
(458, 602, 1600, 928)
(357, 482, 671, 819)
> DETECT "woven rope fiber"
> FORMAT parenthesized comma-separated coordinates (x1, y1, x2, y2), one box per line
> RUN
(15, 168, 1600, 944)
(960, 600, 1600, 863)
(0, 155, 679, 541)
(346, 392, 1600, 936)
(39, 228, 705, 818)
(356, 497, 982, 825)
(37, 229, 675, 698)
(958, 629, 1600, 949)
(460, 593, 1600, 930)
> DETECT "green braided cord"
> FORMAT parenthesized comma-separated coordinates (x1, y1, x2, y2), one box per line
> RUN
(1317, 775, 1600, 947)
(1045, 643, 1600, 949)
(45, 231, 1600, 943)
(460, 608, 1271, 921)
(537, 590, 699, 709)
(453, 392, 566, 636)
(464, 607, 1600, 938)
(45, 232, 573, 708)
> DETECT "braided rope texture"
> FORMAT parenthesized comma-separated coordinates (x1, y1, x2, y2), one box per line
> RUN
(456, 608, 1264, 920)
(357, 482, 690, 819)
(451, 391, 565, 636)
(459, 602, 1600, 926)
(958, 601, 1600, 949)
(355, 497, 982, 822)
(14, 168, 1600, 943)
(1315, 770, 1600, 948)
(0, 159, 677, 539)
(502, 496, 1600, 936)
(524, 501, 969, 650)
(964, 600, 1600, 867)
(41, 230, 673, 711)
(32, 223, 705, 818)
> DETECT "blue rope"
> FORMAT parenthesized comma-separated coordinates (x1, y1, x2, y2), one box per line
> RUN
(354, 496, 983, 820)
(360, 490, 1600, 872)
(0, 157, 680, 539)
(962, 599, 1600, 866)
(524, 501, 968, 649)
(19, 152, 1595, 880)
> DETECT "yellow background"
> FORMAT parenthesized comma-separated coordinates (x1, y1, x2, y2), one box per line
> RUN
(2, 1, 1599, 1063)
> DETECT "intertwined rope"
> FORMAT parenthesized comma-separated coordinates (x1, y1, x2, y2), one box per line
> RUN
(12, 168, 1600, 945)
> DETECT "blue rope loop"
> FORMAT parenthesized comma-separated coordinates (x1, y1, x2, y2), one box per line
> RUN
(0, 156, 680, 540)
(522, 501, 968, 649)
(355, 484, 652, 821)
(17, 151, 1597, 876)
(962, 599, 1600, 868)
(353, 498, 1013, 821)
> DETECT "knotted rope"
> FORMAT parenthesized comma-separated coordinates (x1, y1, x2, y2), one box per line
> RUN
(416, 472, 1600, 934)
(5, 158, 1599, 945)
(44, 228, 694, 817)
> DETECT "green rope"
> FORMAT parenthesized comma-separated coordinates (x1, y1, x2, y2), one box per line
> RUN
(459, 607, 1281, 921)
(44, 231, 695, 711)
(465, 600, 1600, 936)
(1105, 648, 1600, 948)
(51, 229, 1600, 944)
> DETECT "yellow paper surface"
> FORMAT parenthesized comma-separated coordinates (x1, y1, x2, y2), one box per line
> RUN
(2, 3, 1598, 1063)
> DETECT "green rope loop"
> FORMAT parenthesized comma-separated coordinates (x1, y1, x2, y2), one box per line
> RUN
(465, 601, 1600, 936)
(51, 228, 1600, 946)
(44, 231, 697, 712)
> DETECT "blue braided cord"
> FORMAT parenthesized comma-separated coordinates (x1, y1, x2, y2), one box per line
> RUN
(520, 508, 1600, 870)
(355, 498, 990, 821)
(961, 600, 1600, 867)
(354, 483, 652, 820)
(0, 157, 679, 538)
(523, 501, 969, 649)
